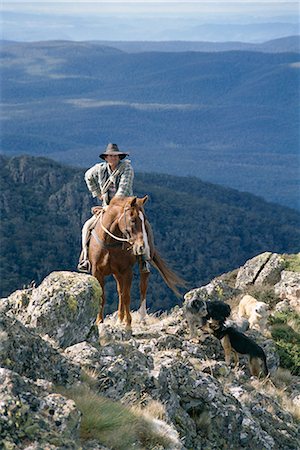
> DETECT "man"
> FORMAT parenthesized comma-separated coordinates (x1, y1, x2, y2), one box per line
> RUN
(77, 143, 151, 273)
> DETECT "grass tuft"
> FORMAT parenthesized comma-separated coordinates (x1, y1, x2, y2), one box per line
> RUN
(251, 373, 300, 423)
(58, 384, 177, 449)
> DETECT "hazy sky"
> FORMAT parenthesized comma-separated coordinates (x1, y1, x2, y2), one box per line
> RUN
(1, 1, 299, 41)
(2, 1, 298, 15)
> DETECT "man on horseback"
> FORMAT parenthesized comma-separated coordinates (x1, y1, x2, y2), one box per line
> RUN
(77, 143, 151, 274)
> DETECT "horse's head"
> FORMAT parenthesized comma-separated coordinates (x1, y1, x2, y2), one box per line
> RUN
(118, 196, 149, 256)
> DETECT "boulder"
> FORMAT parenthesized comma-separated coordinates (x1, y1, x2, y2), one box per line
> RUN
(254, 253, 285, 286)
(274, 270, 300, 312)
(235, 252, 284, 289)
(0, 368, 81, 450)
(64, 338, 155, 402)
(5, 271, 102, 348)
(1, 258, 299, 450)
(185, 279, 240, 303)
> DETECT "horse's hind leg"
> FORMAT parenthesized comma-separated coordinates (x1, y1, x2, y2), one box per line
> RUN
(138, 272, 150, 322)
(115, 270, 133, 330)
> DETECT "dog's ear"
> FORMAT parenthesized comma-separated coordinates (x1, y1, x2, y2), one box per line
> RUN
(190, 298, 199, 311)
(192, 298, 208, 315)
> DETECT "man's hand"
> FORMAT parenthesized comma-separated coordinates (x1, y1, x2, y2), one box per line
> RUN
(97, 194, 103, 201)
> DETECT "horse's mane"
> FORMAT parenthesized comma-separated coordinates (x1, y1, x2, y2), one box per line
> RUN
(109, 196, 136, 208)
(102, 196, 138, 228)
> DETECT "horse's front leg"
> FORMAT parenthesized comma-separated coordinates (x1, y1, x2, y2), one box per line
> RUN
(115, 270, 133, 331)
(138, 272, 150, 322)
(114, 274, 125, 324)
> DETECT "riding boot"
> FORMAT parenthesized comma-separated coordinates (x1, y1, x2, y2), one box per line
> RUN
(77, 214, 98, 274)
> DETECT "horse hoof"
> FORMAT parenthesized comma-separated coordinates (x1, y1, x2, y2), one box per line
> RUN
(138, 300, 147, 322)
(116, 318, 124, 327)
(98, 323, 109, 338)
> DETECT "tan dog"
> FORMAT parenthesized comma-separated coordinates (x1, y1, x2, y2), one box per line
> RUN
(238, 294, 269, 333)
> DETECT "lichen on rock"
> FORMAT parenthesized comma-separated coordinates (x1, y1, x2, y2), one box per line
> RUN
(5, 271, 102, 348)
(0, 254, 299, 449)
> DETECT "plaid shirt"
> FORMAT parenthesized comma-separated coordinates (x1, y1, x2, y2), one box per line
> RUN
(84, 160, 134, 205)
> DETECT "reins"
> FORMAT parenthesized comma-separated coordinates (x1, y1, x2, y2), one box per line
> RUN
(99, 210, 131, 243)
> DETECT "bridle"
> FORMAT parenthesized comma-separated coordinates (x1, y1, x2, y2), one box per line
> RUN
(98, 206, 141, 244)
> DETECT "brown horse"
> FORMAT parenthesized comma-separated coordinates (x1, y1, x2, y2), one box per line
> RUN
(89, 195, 184, 330)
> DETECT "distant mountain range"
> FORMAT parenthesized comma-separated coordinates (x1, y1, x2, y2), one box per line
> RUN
(1, 39, 299, 210)
(93, 36, 300, 53)
(1, 155, 300, 312)
(2, 8, 299, 42)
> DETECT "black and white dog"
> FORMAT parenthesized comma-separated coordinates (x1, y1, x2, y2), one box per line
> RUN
(183, 290, 231, 339)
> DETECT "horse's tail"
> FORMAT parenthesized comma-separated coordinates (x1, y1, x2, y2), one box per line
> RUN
(151, 249, 186, 297)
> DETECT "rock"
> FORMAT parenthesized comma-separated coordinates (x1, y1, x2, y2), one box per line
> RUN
(155, 359, 244, 449)
(235, 252, 272, 289)
(0, 312, 80, 384)
(1, 257, 299, 450)
(254, 253, 285, 286)
(64, 336, 155, 401)
(0, 288, 32, 314)
(5, 271, 102, 348)
(274, 299, 291, 312)
(274, 270, 300, 312)
(255, 335, 280, 374)
(0, 368, 81, 449)
(235, 252, 285, 289)
(185, 279, 240, 303)
(226, 318, 250, 332)
(228, 382, 299, 450)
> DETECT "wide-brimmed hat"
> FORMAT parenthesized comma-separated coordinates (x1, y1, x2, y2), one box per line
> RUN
(99, 143, 129, 160)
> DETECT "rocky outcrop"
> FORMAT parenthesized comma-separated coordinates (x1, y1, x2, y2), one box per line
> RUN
(0, 254, 299, 449)
(254, 253, 285, 286)
(274, 270, 300, 312)
(0, 313, 80, 385)
(0, 368, 81, 449)
(185, 278, 240, 302)
(235, 252, 285, 289)
(4, 271, 102, 348)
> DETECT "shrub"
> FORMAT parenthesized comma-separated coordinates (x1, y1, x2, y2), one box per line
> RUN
(269, 311, 300, 376)
(283, 253, 300, 272)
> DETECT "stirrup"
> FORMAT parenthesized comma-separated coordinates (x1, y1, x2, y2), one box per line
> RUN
(77, 260, 91, 273)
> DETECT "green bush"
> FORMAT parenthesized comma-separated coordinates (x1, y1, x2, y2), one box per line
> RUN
(270, 312, 300, 376)
(283, 253, 300, 272)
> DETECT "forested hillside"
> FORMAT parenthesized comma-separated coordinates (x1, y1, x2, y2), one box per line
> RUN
(1, 41, 299, 209)
(1, 155, 299, 313)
